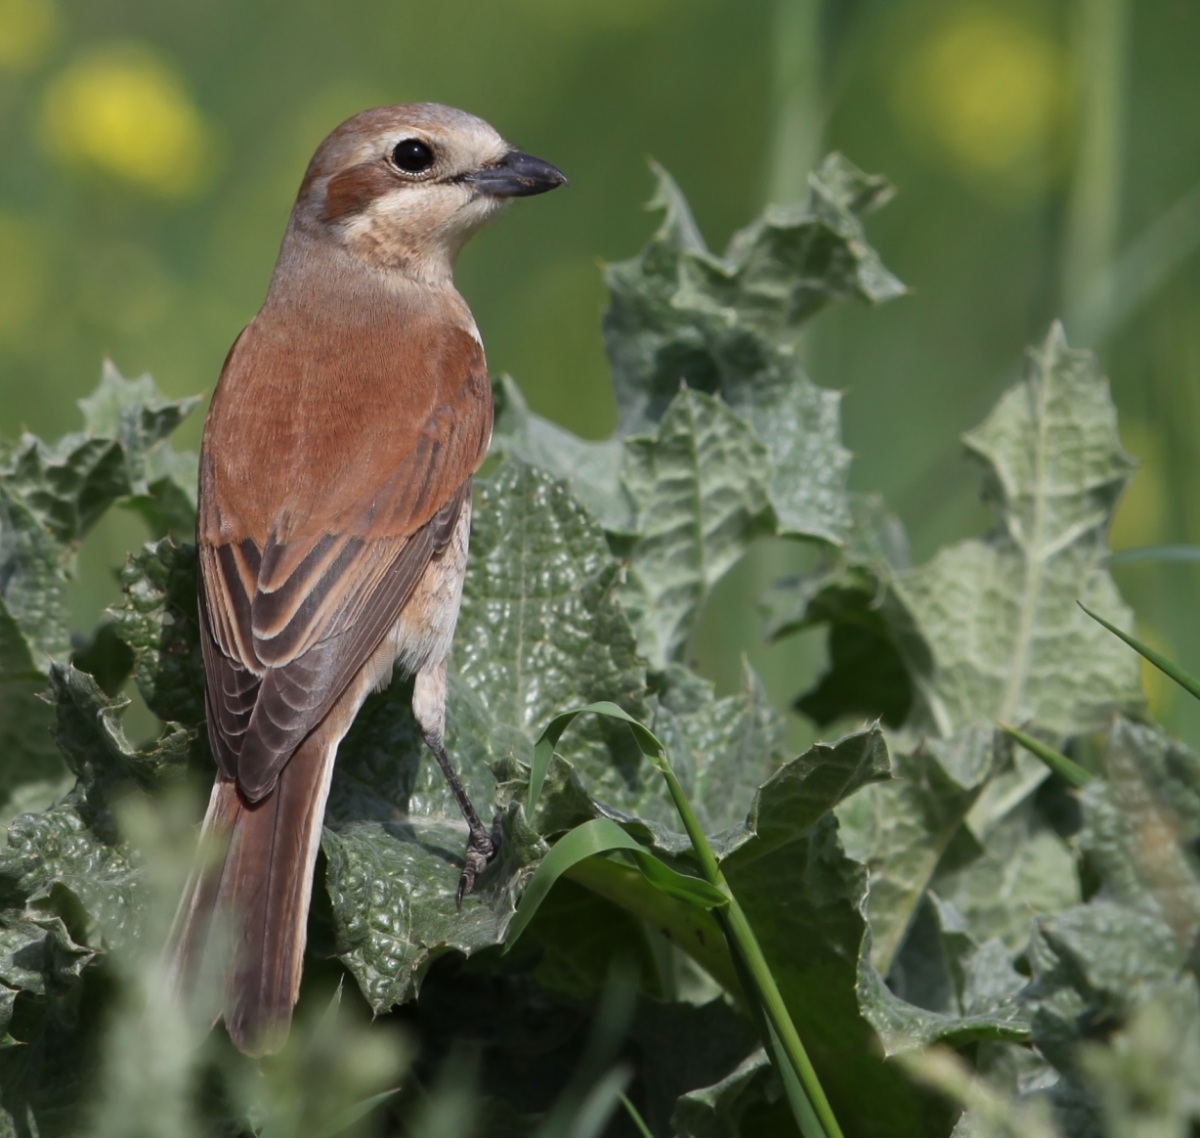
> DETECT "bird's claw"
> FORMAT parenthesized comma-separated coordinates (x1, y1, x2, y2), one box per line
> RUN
(456, 815, 502, 908)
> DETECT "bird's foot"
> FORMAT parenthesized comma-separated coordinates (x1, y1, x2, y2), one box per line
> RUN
(456, 814, 503, 908)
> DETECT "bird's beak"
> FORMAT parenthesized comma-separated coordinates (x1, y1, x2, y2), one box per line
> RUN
(468, 150, 568, 197)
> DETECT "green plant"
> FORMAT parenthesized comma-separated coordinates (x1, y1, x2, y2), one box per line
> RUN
(1, 154, 1195, 1137)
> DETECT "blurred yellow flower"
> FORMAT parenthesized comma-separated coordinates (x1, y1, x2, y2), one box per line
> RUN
(893, 7, 1069, 187)
(0, 0, 58, 72)
(39, 43, 221, 200)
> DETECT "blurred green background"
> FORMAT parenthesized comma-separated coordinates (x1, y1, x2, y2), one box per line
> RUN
(2, 0, 1199, 742)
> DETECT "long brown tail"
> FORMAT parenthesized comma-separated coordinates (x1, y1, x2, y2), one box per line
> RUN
(166, 729, 338, 1055)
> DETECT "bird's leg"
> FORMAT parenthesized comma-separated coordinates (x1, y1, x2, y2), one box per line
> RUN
(413, 662, 499, 904)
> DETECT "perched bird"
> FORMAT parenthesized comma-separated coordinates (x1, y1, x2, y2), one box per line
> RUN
(166, 104, 566, 1054)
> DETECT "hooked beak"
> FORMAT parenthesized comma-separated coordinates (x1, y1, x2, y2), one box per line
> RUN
(468, 150, 568, 198)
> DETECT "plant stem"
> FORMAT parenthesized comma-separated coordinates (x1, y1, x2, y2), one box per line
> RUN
(1063, 0, 1128, 340)
(651, 752, 844, 1138)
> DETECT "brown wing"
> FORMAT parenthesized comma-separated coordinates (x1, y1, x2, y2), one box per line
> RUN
(197, 307, 491, 802)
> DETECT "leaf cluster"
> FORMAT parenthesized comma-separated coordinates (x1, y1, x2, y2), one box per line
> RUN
(0, 156, 1193, 1137)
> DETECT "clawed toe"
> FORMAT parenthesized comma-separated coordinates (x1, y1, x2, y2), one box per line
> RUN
(456, 819, 501, 908)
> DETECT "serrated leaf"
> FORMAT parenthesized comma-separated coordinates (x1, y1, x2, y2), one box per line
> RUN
(0, 914, 92, 1024)
(323, 462, 655, 1010)
(838, 727, 998, 975)
(671, 1049, 778, 1138)
(321, 816, 517, 1015)
(716, 727, 953, 1136)
(895, 325, 1142, 738)
(0, 791, 142, 955)
(110, 538, 207, 729)
(791, 327, 1144, 759)
(602, 160, 900, 543)
(935, 800, 1080, 954)
(77, 361, 199, 508)
(618, 389, 773, 667)
(490, 376, 631, 532)
(604, 158, 902, 436)
(710, 729, 955, 1138)
(48, 664, 193, 786)
(0, 600, 65, 824)
(858, 894, 1030, 1056)
(1082, 718, 1200, 952)
(0, 364, 198, 674)
(0, 663, 191, 998)
(649, 662, 787, 835)
(456, 461, 652, 809)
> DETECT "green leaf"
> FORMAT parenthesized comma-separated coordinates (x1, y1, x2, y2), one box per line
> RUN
(618, 388, 774, 667)
(110, 537, 207, 729)
(899, 1048, 1061, 1138)
(858, 895, 1030, 1056)
(456, 461, 652, 805)
(603, 159, 901, 544)
(490, 375, 631, 532)
(0, 599, 67, 825)
(0, 363, 197, 679)
(1082, 719, 1200, 954)
(1080, 983, 1200, 1138)
(837, 727, 997, 976)
(76, 360, 199, 533)
(790, 326, 1143, 761)
(0, 913, 92, 1030)
(604, 157, 902, 436)
(714, 727, 953, 1137)
(322, 812, 518, 1016)
(935, 799, 1080, 954)
(671, 1050, 779, 1138)
(894, 325, 1142, 738)
(506, 816, 727, 950)
(649, 662, 787, 835)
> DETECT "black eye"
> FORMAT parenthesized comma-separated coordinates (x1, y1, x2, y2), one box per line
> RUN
(391, 138, 435, 174)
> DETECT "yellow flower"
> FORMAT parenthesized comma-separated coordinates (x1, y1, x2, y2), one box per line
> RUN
(39, 42, 221, 200)
(892, 6, 1069, 191)
(0, 0, 58, 72)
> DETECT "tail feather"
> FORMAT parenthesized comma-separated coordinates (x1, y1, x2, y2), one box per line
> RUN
(165, 731, 338, 1055)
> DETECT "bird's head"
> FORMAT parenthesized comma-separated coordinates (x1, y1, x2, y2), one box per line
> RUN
(288, 103, 566, 286)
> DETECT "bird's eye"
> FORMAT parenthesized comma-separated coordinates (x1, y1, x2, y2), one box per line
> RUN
(390, 138, 435, 174)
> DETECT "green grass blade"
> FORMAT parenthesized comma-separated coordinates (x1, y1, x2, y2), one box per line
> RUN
(528, 702, 665, 813)
(1106, 544, 1200, 565)
(529, 703, 844, 1138)
(998, 723, 1092, 788)
(1079, 601, 1200, 701)
(504, 817, 725, 950)
(618, 1093, 655, 1138)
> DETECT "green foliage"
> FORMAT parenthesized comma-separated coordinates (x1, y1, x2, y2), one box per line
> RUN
(0, 160, 1194, 1138)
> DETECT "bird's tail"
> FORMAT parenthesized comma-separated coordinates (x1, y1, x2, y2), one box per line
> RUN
(164, 729, 338, 1055)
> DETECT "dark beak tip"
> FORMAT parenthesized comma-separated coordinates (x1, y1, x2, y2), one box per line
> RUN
(472, 150, 568, 198)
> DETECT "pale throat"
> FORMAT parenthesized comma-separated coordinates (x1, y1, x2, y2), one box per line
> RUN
(339, 191, 506, 287)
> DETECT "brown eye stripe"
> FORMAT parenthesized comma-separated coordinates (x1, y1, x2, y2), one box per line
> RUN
(321, 162, 395, 224)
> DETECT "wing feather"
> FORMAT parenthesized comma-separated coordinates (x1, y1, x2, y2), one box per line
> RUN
(197, 306, 490, 802)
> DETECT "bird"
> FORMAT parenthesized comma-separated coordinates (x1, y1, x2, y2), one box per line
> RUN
(164, 103, 566, 1055)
